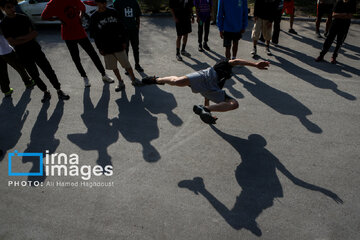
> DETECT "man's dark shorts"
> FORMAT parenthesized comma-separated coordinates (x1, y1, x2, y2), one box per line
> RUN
(317, 3, 333, 17)
(223, 31, 242, 47)
(176, 19, 192, 36)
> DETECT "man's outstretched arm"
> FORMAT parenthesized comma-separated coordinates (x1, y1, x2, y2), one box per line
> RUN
(229, 59, 270, 70)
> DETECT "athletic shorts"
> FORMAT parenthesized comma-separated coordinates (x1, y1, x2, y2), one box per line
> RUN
(223, 31, 242, 47)
(252, 18, 272, 41)
(176, 19, 192, 36)
(104, 50, 131, 70)
(282, 0, 295, 15)
(317, 3, 333, 17)
(186, 67, 232, 104)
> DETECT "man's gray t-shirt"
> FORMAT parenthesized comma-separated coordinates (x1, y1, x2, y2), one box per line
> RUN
(186, 67, 228, 104)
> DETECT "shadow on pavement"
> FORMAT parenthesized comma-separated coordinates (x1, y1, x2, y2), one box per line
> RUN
(23, 100, 64, 183)
(113, 88, 160, 163)
(233, 68, 322, 134)
(0, 90, 31, 162)
(68, 85, 118, 168)
(178, 126, 343, 236)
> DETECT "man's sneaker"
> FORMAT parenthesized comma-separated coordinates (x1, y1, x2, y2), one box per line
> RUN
(41, 91, 51, 103)
(324, 31, 329, 38)
(266, 47, 272, 56)
(131, 78, 143, 87)
(57, 90, 70, 100)
(135, 64, 144, 72)
(125, 71, 129, 75)
(102, 74, 114, 83)
(176, 54, 183, 61)
(4, 88, 13, 97)
(315, 55, 324, 62)
(115, 81, 125, 92)
(330, 56, 337, 64)
(25, 80, 36, 89)
(289, 28, 297, 34)
(316, 31, 322, 38)
(193, 105, 217, 124)
(198, 44, 204, 52)
(83, 77, 91, 87)
(203, 42, 210, 51)
(251, 47, 257, 56)
(178, 177, 205, 195)
(181, 50, 191, 57)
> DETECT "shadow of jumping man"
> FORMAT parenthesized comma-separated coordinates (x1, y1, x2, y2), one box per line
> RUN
(113, 88, 160, 163)
(0, 90, 31, 162)
(23, 100, 64, 183)
(179, 126, 343, 236)
(68, 85, 118, 168)
(234, 67, 322, 134)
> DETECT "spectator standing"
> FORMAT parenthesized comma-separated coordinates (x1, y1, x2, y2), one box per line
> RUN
(251, 0, 279, 56)
(315, 0, 356, 64)
(211, 0, 218, 25)
(272, 0, 283, 44)
(217, 0, 248, 60)
(169, 0, 195, 61)
(113, 0, 144, 72)
(316, 0, 336, 38)
(283, 0, 297, 34)
(42, 0, 114, 88)
(194, 0, 212, 52)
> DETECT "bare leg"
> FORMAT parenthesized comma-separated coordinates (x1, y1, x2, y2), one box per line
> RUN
(207, 98, 239, 112)
(265, 40, 270, 48)
(176, 36, 182, 49)
(125, 67, 135, 81)
(315, 15, 321, 33)
(113, 69, 123, 83)
(183, 34, 188, 46)
(225, 46, 231, 60)
(232, 40, 239, 59)
(156, 76, 190, 87)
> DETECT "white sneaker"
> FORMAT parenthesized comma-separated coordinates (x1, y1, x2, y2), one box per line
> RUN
(266, 47, 272, 56)
(83, 77, 91, 87)
(102, 74, 114, 83)
(251, 47, 257, 56)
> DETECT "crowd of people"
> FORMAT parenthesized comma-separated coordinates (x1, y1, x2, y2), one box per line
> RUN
(0, 0, 357, 124)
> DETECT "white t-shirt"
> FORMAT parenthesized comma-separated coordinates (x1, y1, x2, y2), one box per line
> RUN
(0, 34, 13, 56)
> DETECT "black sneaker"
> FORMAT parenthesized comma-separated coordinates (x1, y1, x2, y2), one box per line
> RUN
(57, 90, 70, 100)
(125, 71, 129, 75)
(198, 44, 204, 52)
(115, 81, 125, 92)
(176, 54, 183, 61)
(203, 42, 210, 51)
(193, 105, 217, 124)
(289, 28, 297, 34)
(41, 91, 51, 103)
(135, 64, 144, 72)
(315, 55, 324, 62)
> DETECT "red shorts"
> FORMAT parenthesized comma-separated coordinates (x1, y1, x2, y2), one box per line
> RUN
(282, 0, 295, 15)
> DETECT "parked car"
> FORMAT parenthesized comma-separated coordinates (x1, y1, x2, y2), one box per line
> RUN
(18, 0, 113, 29)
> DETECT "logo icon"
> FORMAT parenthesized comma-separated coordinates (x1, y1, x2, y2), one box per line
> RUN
(8, 150, 43, 176)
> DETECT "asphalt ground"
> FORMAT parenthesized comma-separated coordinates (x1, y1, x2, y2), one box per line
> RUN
(0, 17, 360, 240)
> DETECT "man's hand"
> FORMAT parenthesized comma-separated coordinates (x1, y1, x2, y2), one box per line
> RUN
(220, 31, 224, 39)
(256, 61, 270, 70)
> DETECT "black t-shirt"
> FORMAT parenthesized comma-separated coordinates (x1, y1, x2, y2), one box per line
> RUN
(113, 0, 142, 30)
(332, 0, 356, 23)
(0, 13, 39, 51)
(89, 8, 128, 54)
(169, 0, 193, 20)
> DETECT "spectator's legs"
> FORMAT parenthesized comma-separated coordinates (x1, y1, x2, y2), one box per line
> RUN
(3, 52, 31, 85)
(0, 56, 11, 94)
(65, 40, 87, 78)
(78, 37, 106, 76)
(33, 49, 61, 90)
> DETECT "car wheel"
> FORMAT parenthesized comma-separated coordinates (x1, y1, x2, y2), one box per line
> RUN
(81, 13, 90, 30)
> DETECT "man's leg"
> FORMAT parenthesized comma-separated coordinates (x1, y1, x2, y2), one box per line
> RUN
(232, 40, 239, 59)
(325, 12, 333, 35)
(272, 10, 281, 44)
(2, 51, 32, 86)
(0, 56, 11, 94)
(332, 23, 350, 60)
(65, 40, 87, 77)
(78, 37, 106, 76)
(198, 21, 204, 47)
(206, 98, 238, 112)
(129, 29, 141, 68)
(319, 21, 338, 58)
(33, 49, 61, 90)
(20, 52, 48, 92)
(315, 4, 322, 34)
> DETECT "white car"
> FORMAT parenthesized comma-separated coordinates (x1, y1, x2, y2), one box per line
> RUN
(18, 0, 113, 28)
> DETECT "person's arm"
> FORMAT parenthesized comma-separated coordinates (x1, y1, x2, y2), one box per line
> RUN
(229, 59, 270, 69)
(41, 0, 56, 20)
(78, 0, 86, 17)
(6, 30, 38, 46)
